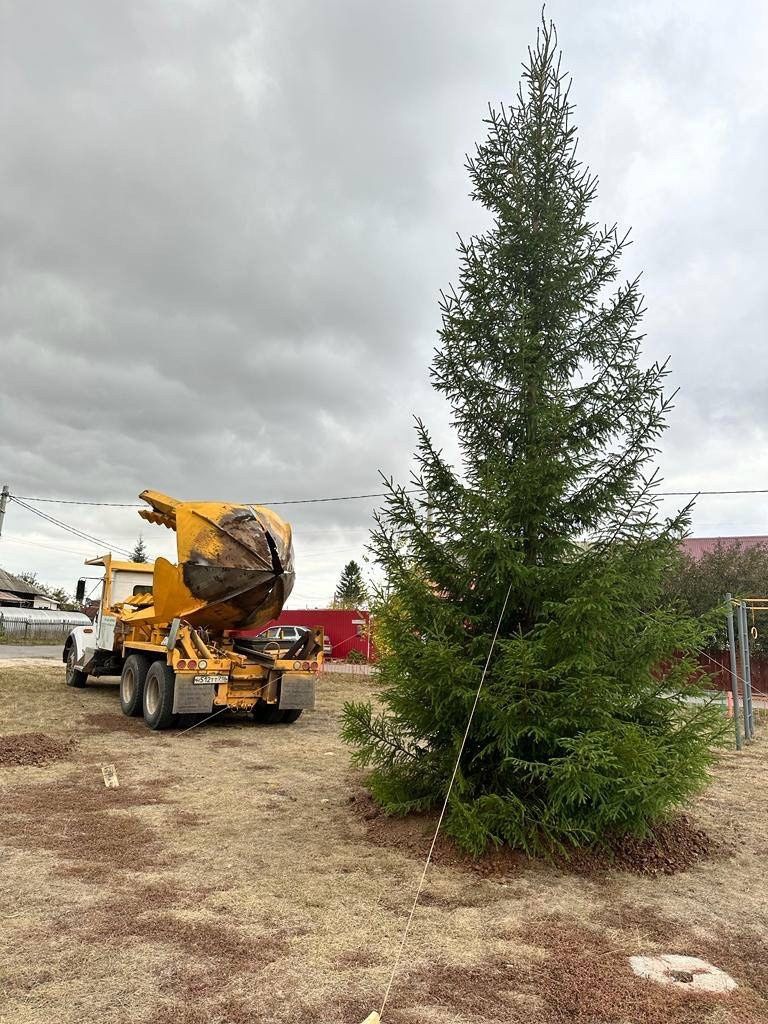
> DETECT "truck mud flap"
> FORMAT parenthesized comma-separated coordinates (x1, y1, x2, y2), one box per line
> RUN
(173, 676, 215, 714)
(279, 673, 316, 710)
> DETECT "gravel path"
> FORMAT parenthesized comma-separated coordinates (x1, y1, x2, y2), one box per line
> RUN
(0, 645, 61, 660)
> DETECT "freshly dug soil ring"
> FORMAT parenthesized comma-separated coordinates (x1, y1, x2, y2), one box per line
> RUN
(561, 815, 722, 877)
(604, 816, 717, 875)
(350, 791, 719, 877)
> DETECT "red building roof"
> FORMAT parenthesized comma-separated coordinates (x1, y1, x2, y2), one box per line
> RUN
(680, 536, 768, 561)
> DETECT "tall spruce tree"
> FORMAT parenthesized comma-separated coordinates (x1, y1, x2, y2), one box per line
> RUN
(333, 560, 369, 608)
(342, 20, 725, 856)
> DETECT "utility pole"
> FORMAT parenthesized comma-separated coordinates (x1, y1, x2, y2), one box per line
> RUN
(0, 484, 9, 539)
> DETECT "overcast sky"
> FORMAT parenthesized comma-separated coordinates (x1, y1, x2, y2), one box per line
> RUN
(1, 0, 767, 605)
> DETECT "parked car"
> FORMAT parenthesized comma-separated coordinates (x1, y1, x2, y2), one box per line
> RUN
(247, 624, 331, 659)
(247, 625, 310, 656)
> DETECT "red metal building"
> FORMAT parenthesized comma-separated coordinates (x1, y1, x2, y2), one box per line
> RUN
(239, 608, 374, 661)
(680, 536, 768, 560)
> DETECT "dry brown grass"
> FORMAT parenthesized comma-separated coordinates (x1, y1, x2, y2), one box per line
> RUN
(1, 662, 767, 1024)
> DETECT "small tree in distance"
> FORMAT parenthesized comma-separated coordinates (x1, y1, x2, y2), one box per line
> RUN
(130, 536, 148, 563)
(332, 560, 368, 608)
(16, 570, 41, 587)
(342, 18, 725, 856)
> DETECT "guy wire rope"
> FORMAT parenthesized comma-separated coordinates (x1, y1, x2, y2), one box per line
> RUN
(375, 582, 513, 1022)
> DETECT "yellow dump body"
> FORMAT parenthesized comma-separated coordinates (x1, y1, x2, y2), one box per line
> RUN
(122, 490, 295, 634)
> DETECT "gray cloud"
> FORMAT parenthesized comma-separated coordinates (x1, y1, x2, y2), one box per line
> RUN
(2, 0, 767, 600)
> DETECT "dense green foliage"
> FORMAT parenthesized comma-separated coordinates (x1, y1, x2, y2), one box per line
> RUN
(332, 559, 368, 609)
(663, 542, 768, 655)
(342, 20, 725, 856)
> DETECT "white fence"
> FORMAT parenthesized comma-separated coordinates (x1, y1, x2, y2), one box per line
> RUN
(0, 608, 89, 643)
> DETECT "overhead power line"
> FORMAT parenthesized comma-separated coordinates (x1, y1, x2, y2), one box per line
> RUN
(10, 495, 142, 507)
(8, 490, 417, 507)
(4, 483, 767, 565)
(9, 486, 768, 508)
(9, 496, 133, 557)
(657, 489, 768, 497)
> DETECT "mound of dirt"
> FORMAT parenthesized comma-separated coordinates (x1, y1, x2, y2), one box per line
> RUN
(0, 731, 76, 767)
(349, 790, 722, 878)
(569, 816, 720, 877)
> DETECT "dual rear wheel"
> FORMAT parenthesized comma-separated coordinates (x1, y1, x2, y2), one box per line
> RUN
(120, 656, 177, 730)
(119, 658, 302, 729)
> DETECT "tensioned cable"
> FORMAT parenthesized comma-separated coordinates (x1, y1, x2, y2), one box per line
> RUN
(175, 706, 229, 735)
(9, 496, 133, 556)
(10, 496, 143, 507)
(10, 496, 132, 554)
(10, 487, 768, 507)
(377, 581, 513, 1022)
(175, 680, 274, 735)
(8, 490, 420, 507)
(375, 590, 760, 1022)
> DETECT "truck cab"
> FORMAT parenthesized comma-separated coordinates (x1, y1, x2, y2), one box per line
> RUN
(64, 555, 155, 683)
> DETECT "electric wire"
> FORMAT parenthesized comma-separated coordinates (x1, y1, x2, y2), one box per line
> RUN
(9, 497, 133, 557)
(10, 496, 143, 507)
(5, 486, 767, 586)
(0, 536, 96, 557)
(9, 486, 768, 508)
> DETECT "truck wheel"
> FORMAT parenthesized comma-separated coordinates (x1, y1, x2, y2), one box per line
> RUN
(281, 709, 303, 723)
(65, 644, 88, 688)
(143, 661, 177, 731)
(120, 654, 151, 717)
(252, 702, 285, 724)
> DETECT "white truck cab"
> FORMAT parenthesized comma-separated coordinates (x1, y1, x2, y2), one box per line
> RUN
(63, 555, 154, 685)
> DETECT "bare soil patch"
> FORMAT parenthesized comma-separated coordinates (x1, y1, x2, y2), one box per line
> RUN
(0, 731, 76, 766)
(1, 664, 766, 1024)
(1, 772, 168, 882)
(82, 710, 150, 735)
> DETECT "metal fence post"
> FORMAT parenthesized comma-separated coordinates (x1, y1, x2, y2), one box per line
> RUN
(738, 602, 755, 740)
(725, 595, 742, 750)
(741, 598, 753, 737)
(745, 598, 757, 737)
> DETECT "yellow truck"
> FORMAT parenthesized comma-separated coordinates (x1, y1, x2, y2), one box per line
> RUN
(62, 491, 321, 730)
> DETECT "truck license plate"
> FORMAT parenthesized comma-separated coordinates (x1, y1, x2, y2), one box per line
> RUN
(193, 674, 228, 685)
